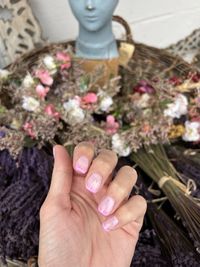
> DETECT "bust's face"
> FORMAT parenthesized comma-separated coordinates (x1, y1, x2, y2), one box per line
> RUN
(68, 0, 119, 32)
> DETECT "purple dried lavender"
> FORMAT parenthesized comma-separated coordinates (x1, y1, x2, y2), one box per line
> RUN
(0, 147, 53, 262)
(131, 229, 168, 267)
(136, 176, 200, 267)
(0, 149, 16, 189)
(148, 204, 200, 267)
(0, 131, 6, 138)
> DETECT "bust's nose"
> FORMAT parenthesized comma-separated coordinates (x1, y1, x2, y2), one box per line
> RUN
(85, 0, 95, 10)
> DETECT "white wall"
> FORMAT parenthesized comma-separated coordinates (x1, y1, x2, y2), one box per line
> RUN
(29, 0, 200, 48)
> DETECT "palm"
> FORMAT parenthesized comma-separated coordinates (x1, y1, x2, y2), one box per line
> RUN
(39, 173, 139, 267)
(39, 145, 146, 267)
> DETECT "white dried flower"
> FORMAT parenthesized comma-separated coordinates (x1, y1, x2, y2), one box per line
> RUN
(164, 94, 188, 119)
(43, 55, 57, 70)
(136, 93, 151, 108)
(63, 97, 85, 125)
(100, 96, 113, 112)
(112, 133, 131, 157)
(22, 96, 40, 112)
(67, 108, 85, 126)
(23, 73, 35, 88)
(63, 97, 80, 111)
(182, 121, 200, 142)
(0, 69, 10, 80)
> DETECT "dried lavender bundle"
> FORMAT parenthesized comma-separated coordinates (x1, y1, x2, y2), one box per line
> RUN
(0, 147, 53, 263)
(131, 144, 200, 250)
(136, 179, 200, 266)
(163, 181, 200, 249)
(148, 204, 200, 266)
(167, 146, 200, 197)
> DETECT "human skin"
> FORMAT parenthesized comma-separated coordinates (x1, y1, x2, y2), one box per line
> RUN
(68, 0, 119, 59)
(38, 143, 147, 267)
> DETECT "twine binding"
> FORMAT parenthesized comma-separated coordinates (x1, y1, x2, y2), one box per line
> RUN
(158, 176, 197, 195)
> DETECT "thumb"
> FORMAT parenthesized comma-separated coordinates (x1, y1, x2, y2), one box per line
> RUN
(48, 145, 73, 199)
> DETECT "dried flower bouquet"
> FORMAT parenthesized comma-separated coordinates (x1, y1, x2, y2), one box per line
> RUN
(1, 39, 200, 265)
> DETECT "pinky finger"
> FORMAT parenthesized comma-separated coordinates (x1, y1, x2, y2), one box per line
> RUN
(102, 195, 147, 232)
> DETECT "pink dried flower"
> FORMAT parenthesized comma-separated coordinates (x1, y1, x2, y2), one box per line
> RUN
(187, 72, 200, 83)
(142, 123, 151, 134)
(134, 80, 155, 94)
(56, 51, 71, 70)
(36, 84, 50, 99)
(195, 97, 200, 107)
(191, 117, 200, 123)
(45, 104, 60, 120)
(105, 115, 120, 134)
(82, 93, 98, 104)
(169, 76, 182, 86)
(23, 122, 35, 139)
(56, 51, 71, 62)
(61, 63, 71, 70)
(35, 70, 53, 86)
(188, 106, 199, 118)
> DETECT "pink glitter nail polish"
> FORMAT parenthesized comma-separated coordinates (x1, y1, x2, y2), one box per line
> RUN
(75, 156, 89, 174)
(102, 216, 119, 231)
(86, 173, 102, 193)
(98, 196, 115, 216)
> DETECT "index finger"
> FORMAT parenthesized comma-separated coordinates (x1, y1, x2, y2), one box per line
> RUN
(48, 145, 73, 199)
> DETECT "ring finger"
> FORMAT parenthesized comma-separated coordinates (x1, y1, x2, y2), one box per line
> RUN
(98, 166, 137, 216)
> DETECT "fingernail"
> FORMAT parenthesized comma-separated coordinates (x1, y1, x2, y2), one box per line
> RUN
(75, 156, 89, 174)
(98, 196, 115, 216)
(86, 173, 102, 193)
(102, 216, 119, 232)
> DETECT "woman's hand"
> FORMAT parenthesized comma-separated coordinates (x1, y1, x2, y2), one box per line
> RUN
(38, 143, 147, 267)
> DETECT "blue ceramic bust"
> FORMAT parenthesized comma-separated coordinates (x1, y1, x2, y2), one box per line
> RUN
(68, 0, 119, 60)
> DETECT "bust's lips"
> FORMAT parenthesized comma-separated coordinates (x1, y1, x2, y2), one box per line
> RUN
(85, 16, 98, 21)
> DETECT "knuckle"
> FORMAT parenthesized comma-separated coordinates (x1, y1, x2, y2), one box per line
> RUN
(54, 168, 72, 178)
(120, 166, 137, 180)
(99, 149, 118, 164)
(93, 157, 112, 172)
(74, 142, 94, 155)
(111, 181, 127, 196)
(123, 205, 135, 220)
(39, 202, 49, 218)
(40, 200, 60, 219)
(135, 195, 147, 213)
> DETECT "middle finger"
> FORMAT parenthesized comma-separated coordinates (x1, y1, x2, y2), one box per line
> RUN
(85, 149, 118, 193)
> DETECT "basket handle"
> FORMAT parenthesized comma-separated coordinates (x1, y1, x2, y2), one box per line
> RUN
(112, 15, 133, 43)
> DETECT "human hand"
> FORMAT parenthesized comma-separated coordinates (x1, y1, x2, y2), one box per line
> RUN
(38, 143, 147, 267)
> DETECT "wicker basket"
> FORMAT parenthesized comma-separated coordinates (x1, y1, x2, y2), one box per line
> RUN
(0, 258, 37, 267)
(7, 16, 193, 75)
